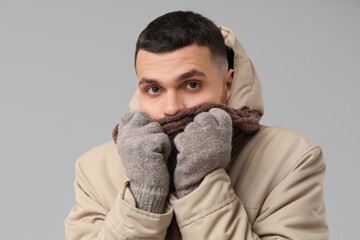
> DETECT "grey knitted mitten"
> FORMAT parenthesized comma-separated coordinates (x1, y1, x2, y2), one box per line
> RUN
(116, 110, 171, 213)
(173, 108, 233, 199)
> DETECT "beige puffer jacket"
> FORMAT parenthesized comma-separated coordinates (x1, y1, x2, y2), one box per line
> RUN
(65, 26, 329, 239)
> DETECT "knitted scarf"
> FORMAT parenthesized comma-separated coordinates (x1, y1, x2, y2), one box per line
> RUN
(112, 103, 261, 240)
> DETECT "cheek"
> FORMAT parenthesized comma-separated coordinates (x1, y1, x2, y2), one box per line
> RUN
(213, 83, 227, 104)
(139, 96, 161, 120)
(184, 91, 224, 108)
(139, 96, 151, 115)
(194, 84, 225, 104)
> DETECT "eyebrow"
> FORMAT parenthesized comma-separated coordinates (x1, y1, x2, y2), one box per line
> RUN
(139, 69, 206, 85)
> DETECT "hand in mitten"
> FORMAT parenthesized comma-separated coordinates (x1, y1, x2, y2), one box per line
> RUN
(173, 108, 232, 198)
(116, 110, 171, 213)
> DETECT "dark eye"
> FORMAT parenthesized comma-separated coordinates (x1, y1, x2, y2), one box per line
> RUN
(186, 82, 200, 89)
(147, 87, 160, 94)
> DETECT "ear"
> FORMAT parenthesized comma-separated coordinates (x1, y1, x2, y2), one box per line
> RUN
(224, 69, 234, 103)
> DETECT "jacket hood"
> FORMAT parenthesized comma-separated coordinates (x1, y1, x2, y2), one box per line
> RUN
(129, 26, 264, 118)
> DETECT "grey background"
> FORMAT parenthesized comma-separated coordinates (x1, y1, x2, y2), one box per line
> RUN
(0, 0, 359, 239)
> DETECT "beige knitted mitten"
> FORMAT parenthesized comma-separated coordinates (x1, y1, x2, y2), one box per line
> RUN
(173, 108, 233, 198)
(116, 110, 171, 213)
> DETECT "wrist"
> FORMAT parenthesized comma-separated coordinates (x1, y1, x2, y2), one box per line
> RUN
(130, 181, 169, 214)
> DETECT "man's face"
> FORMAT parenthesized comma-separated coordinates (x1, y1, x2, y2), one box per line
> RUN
(136, 43, 233, 120)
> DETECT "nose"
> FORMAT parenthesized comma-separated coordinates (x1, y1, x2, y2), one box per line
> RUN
(163, 91, 185, 116)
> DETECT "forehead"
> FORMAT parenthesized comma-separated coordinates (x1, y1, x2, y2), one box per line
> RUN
(135, 44, 217, 80)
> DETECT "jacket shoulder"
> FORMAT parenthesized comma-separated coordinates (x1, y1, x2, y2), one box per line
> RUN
(76, 140, 119, 168)
(255, 125, 318, 147)
(229, 125, 324, 208)
(246, 125, 321, 161)
(246, 125, 322, 174)
(74, 140, 127, 209)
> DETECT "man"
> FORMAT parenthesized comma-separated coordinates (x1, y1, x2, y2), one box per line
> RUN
(65, 11, 328, 239)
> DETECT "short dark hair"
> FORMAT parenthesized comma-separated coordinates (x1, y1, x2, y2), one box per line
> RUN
(135, 11, 228, 75)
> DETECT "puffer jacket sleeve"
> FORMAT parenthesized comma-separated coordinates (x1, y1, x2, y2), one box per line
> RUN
(65, 157, 173, 240)
(169, 147, 328, 240)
